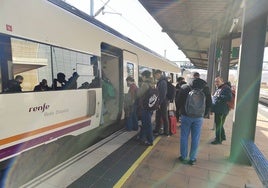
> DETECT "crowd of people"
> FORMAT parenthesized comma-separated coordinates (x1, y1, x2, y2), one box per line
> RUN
(6, 69, 233, 166)
(124, 70, 233, 166)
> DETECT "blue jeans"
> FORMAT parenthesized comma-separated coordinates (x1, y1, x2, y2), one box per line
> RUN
(125, 103, 138, 131)
(180, 115, 203, 161)
(139, 109, 153, 143)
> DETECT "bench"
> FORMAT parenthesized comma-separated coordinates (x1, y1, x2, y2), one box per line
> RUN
(241, 140, 268, 188)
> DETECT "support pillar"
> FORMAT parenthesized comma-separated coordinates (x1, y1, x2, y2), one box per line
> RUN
(221, 37, 232, 83)
(207, 21, 217, 94)
(230, 0, 268, 164)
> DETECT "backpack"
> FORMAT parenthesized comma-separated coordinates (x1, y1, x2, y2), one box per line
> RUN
(185, 86, 206, 117)
(227, 88, 236, 110)
(166, 81, 176, 101)
(143, 86, 160, 111)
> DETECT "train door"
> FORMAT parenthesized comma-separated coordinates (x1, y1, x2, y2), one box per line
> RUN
(122, 50, 139, 119)
(100, 43, 123, 127)
(122, 50, 139, 93)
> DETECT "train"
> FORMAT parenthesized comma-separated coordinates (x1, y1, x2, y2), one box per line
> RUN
(0, 0, 180, 186)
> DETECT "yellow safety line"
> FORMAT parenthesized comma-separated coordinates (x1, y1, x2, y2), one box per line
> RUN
(113, 136, 161, 188)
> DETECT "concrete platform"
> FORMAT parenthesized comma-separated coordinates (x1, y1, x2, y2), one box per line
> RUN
(121, 110, 267, 188)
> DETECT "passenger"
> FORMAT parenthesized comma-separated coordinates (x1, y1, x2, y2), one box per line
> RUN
(5, 75, 24, 93)
(66, 72, 79, 89)
(136, 70, 154, 146)
(192, 72, 212, 119)
(52, 72, 67, 90)
(34, 79, 50, 91)
(175, 77, 187, 121)
(176, 73, 211, 165)
(153, 69, 170, 136)
(210, 77, 232, 144)
(124, 76, 138, 131)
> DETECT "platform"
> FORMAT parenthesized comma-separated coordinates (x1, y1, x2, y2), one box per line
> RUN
(22, 107, 268, 188)
(120, 110, 267, 188)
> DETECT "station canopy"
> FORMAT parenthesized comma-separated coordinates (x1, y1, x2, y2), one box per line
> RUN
(138, 0, 268, 69)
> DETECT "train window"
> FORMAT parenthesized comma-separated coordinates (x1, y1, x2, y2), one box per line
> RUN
(127, 62, 134, 77)
(52, 47, 100, 89)
(9, 38, 52, 92)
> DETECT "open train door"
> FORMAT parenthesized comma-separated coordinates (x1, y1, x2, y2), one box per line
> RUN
(100, 43, 123, 127)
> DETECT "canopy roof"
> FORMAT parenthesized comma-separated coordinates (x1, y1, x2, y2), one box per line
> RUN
(138, 0, 268, 69)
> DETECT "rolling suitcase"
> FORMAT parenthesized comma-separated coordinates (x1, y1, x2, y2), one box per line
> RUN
(168, 102, 177, 135)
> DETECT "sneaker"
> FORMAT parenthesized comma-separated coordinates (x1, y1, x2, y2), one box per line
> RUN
(178, 156, 187, 163)
(144, 142, 153, 146)
(211, 140, 222, 145)
(188, 159, 196, 165)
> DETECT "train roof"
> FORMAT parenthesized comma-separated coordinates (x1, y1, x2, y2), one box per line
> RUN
(47, 0, 177, 67)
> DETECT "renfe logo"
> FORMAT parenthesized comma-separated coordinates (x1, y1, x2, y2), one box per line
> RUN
(29, 103, 50, 112)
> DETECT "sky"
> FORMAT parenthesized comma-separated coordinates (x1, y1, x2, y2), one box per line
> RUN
(65, 0, 268, 62)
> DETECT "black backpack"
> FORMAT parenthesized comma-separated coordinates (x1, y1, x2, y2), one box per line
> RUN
(185, 85, 206, 117)
(143, 86, 160, 111)
(166, 81, 176, 101)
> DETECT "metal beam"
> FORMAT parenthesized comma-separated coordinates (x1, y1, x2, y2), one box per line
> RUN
(179, 48, 208, 54)
(162, 29, 210, 38)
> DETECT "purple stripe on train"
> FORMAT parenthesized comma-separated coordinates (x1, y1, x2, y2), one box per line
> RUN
(0, 120, 91, 160)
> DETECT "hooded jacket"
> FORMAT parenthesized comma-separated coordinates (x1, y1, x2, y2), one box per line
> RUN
(177, 78, 212, 117)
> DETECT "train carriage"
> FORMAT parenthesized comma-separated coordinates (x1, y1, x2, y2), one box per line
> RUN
(0, 0, 180, 180)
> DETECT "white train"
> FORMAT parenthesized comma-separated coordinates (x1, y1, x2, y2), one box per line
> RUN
(0, 0, 180, 165)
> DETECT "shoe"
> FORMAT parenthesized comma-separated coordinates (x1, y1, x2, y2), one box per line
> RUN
(144, 142, 153, 146)
(211, 140, 222, 145)
(188, 159, 196, 165)
(163, 133, 170, 137)
(178, 156, 187, 163)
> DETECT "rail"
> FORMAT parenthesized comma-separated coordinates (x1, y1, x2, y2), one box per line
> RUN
(241, 139, 268, 188)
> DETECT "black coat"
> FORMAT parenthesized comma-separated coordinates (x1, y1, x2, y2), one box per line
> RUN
(177, 78, 212, 117)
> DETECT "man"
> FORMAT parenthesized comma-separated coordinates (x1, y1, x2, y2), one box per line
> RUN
(153, 69, 170, 136)
(124, 76, 138, 131)
(34, 79, 50, 91)
(177, 73, 211, 165)
(5, 75, 24, 92)
(211, 77, 232, 144)
(136, 70, 155, 146)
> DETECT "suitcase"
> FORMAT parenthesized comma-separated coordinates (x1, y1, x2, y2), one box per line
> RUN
(169, 114, 177, 135)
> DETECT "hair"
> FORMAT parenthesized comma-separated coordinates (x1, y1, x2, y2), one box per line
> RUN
(154, 69, 162, 74)
(177, 77, 184, 82)
(126, 76, 134, 82)
(193, 72, 200, 78)
(141, 70, 151, 78)
(15, 75, 23, 81)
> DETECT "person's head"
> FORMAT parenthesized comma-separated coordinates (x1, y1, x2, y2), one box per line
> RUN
(214, 77, 224, 88)
(57, 72, 66, 83)
(41, 79, 47, 86)
(177, 77, 185, 83)
(126, 76, 135, 86)
(141, 70, 151, 80)
(154, 69, 162, 80)
(193, 72, 200, 78)
(15, 75, 23, 84)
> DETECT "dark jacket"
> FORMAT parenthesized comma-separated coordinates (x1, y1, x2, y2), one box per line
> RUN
(156, 75, 167, 104)
(212, 83, 232, 115)
(5, 80, 22, 93)
(177, 78, 212, 117)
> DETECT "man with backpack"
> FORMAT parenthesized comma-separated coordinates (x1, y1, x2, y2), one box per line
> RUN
(153, 69, 170, 136)
(210, 77, 232, 145)
(136, 70, 156, 146)
(176, 73, 211, 165)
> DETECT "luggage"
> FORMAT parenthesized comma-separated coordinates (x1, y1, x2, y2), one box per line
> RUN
(168, 102, 177, 135)
(169, 116, 177, 135)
